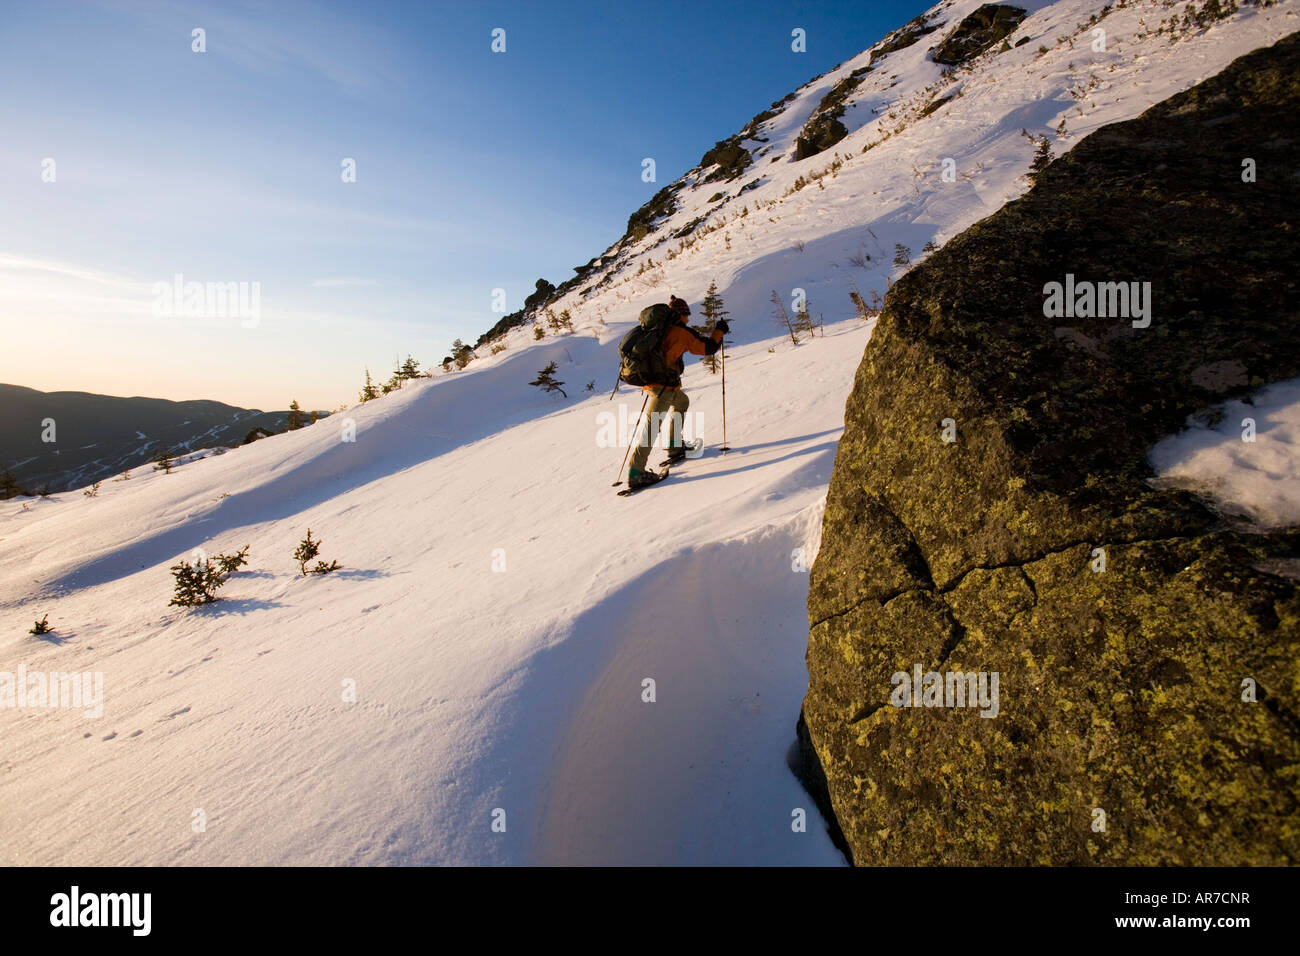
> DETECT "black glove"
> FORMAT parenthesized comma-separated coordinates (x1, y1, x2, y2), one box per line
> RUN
(715, 319, 731, 335)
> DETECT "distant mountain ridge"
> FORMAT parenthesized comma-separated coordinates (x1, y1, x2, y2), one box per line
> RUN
(0, 384, 320, 494)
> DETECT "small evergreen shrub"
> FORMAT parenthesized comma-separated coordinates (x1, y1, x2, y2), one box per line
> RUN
(217, 544, 251, 574)
(452, 339, 474, 369)
(530, 362, 567, 397)
(294, 529, 341, 576)
(169, 557, 228, 606)
(359, 368, 379, 403)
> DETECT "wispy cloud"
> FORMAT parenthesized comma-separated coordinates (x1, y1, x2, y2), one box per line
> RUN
(0, 254, 151, 293)
(97, 0, 404, 94)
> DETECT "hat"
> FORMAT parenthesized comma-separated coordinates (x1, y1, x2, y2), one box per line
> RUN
(669, 296, 690, 317)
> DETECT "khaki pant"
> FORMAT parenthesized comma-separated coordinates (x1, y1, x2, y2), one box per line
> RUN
(629, 387, 689, 473)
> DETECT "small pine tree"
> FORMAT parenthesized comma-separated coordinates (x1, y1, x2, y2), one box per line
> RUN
(1030, 137, 1053, 181)
(293, 529, 341, 576)
(700, 279, 729, 374)
(771, 290, 799, 346)
(794, 295, 815, 338)
(922, 239, 939, 255)
(153, 447, 174, 474)
(217, 544, 251, 574)
(397, 355, 421, 380)
(359, 368, 379, 403)
(83, 481, 101, 498)
(533, 325, 546, 340)
(30, 613, 53, 635)
(893, 243, 912, 268)
(847, 277, 873, 320)
(293, 529, 321, 576)
(309, 410, 320, 425)
(585, 380, 596, 392)
(849, 289, 868, 318)
(169, 557, 228, 606)
(1022, 128, 1053, 183)
(530, 362, 567, 397)
(287, 400, 306, 430)
(452, 339, 474, 369)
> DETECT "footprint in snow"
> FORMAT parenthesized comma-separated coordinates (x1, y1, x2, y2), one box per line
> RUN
(160, 706, 191, 721)
(128, 730, 143, 738)
(102, 731, 117, 741)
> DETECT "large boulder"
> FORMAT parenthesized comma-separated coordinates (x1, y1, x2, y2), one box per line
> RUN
(801, 33, 1300, 865)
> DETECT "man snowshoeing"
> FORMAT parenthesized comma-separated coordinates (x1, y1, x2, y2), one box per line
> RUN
(627, 295, 728, 490)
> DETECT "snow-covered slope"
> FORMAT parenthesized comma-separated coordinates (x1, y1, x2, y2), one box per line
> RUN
(2, 0, 1296, 865)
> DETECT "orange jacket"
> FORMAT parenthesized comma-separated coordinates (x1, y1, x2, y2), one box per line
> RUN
(643, 320, 724, 391)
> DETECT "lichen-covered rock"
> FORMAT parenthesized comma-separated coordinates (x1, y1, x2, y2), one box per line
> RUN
(801, 33, 1300, 865)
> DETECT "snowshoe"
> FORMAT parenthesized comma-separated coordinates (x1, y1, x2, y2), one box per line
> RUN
(659, 438, 704, 468)
(619, 468, 669, 496)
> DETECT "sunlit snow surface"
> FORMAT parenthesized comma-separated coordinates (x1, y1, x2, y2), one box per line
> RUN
(1150, 378, 1300, 529)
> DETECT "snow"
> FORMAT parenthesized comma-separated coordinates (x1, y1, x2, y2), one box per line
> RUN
(2, 0, 1297, 865)
(1150, 378, 1300, 529)
(2, 322, 861, 865)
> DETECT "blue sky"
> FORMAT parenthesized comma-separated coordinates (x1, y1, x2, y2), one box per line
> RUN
(0, 0, 931, 410)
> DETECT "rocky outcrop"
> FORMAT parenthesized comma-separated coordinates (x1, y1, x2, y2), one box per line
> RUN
(794, 66, 874, 161)
(801, 33, 1300, 864)
(932, 4, 1026, 66)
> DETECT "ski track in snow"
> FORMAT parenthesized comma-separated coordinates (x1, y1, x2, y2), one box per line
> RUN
(1, 0, 1296, 865)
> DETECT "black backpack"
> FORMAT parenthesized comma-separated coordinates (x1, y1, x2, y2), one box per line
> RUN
(618, 303, 679, 387)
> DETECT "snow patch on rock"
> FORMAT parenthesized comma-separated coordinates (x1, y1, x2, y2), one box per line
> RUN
(1149, 377, 1300, 529)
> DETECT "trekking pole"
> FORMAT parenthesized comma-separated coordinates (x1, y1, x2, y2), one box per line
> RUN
(719, 341, 730, 453)
(612, 390, 651, 486)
